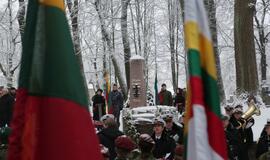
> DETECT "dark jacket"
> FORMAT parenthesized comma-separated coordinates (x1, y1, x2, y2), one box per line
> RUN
(0, 93, 15, 127)
(151, 131, 176, 159)
(174, 94, 185, 107)
(109, 91, 123, 111)
(228, 116, 250, 160)
(225, 127, 241, 160)
(256, 135, 270, 159)
(98, 127, 123, 160)
(92, 94, 106, 121)
(164, 123, 184, 145)
(158, 90, 173, 106)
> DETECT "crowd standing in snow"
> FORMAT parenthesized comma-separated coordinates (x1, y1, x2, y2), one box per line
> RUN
(1, 84, 270, 160)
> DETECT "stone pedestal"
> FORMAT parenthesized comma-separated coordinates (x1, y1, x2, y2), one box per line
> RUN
(129, 56, 147, 108)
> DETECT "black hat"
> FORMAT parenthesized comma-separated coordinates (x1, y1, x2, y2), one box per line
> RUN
(97, 88, 103, 93)
(161, 83, 166, 87)
(265, 119, 270, 127)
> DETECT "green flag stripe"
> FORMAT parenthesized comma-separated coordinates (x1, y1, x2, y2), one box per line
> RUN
(188, 49, 201, 77)
(28, 5, 88, 107)
(201, 69, 221, 117)
(19, 0, 38, 88)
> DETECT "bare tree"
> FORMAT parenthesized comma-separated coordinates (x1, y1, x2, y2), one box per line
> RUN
(254, 0, 270, 82)
(17, 0, 25, 39)
(95, 0, 128, 98)
(121, 0, 131, 90)
(204, 0, 226, 101)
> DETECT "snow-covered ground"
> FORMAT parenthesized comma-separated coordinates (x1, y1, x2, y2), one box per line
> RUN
(253, 107, 270, 141)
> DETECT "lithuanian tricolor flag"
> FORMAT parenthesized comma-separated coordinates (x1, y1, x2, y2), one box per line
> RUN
(7, 0, 102, 159)
(184, 0, 227, 159)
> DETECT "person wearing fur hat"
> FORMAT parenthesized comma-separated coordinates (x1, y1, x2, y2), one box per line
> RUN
(162, 113, 183, 144)
(151, 117, 176, 160)
(114, 135, 136, 160)
(92, 89, 106, 121)
(98, 116, 123, 160)
(256, 120, 270, 160)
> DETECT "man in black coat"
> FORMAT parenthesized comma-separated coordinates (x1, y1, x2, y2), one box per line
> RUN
(222, 115, 241, 160)
(256, 120, 270, 159)
(98, 115, 123, 160)
(0, 88, 16, 127)
(163, 113, 183, 144)
(174, 88, 185, 114)
(228, 108, 250, 160)
(151, 117, 176, 160)
(109, 84, 124, 125)
(92, 89, 106, 121)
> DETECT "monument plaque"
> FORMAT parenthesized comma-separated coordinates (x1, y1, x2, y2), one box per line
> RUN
(129, 56, 147, 108)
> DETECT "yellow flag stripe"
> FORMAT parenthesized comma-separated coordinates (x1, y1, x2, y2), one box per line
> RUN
(39, 0, 65, 11)
(185, 21, 217, 80)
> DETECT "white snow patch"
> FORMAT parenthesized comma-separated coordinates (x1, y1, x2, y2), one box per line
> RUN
(130, 55, 144, 60)
(253, 107, 270, 141)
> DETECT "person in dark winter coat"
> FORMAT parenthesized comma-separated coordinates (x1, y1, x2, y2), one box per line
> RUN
(0, 88, 16, 127)
(92, 89, 106, 121)
(158, 84, 173, 106)
(98, 117, 123, 160)
(174, 88, 185, 114)
(256, 120, 270, 160)
(163, 113, 183, 144)
(228, 108, 250, 160)
(222, 115, 241, 160)
(151, 117, 176, 160)
(109, 84, 124, 125)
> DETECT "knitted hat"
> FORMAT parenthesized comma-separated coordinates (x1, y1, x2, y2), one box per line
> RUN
(115, 135, 136, 152)
(162, 113, 173, 121)
(153, 117, 166, 126)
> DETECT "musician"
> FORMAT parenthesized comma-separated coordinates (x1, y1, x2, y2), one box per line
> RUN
(228, 108, 250, 160)
(256, 120, 270, 160)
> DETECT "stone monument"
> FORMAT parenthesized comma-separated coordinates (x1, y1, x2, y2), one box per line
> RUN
(129, 55, 147, 108)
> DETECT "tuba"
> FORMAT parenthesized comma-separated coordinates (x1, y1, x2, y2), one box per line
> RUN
(241, 100, 261, 128)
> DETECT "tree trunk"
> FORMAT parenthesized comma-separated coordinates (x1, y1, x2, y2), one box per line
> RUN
(121, 0, 131, 90)
(204, 0, 226, 102)
(168, 0, 177, 92)
(95, 0, 128, 98)
(17, 0, 25, 40)
(254, 1, 268, 82)
(234, 0, 258, 93)
(135, 0, 142, 55)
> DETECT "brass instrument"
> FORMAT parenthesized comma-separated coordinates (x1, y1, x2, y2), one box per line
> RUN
(240, 100, 261, 129)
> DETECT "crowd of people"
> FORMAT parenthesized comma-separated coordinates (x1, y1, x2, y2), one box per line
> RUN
(223, 102, 270, 160)
(97, 113, 184, 160)
(1, 83, 270, 160)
